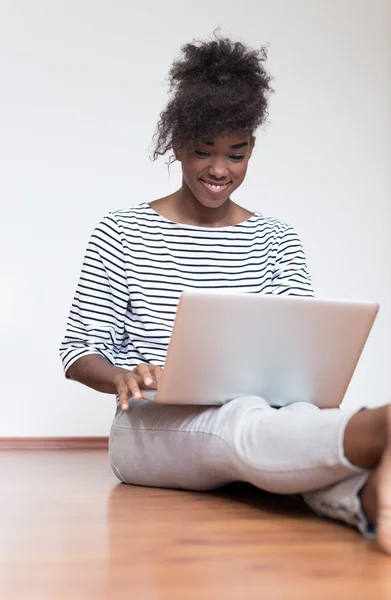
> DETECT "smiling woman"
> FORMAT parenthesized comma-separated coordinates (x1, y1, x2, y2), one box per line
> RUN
(177, 133, 254, 215)
(60, 33, 391, 555)
(151, 36, 272, 226)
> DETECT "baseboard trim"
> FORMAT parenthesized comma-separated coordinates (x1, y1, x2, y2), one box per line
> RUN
(0, 437, 109, 450)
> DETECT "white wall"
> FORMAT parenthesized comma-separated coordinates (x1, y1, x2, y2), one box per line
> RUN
(1, 0, 390, 436)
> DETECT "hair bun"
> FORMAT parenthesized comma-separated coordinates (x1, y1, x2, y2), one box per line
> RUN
(170, 38, 265, 89)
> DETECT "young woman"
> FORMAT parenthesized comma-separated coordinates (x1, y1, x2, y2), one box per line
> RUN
(60, 36, 391, 553)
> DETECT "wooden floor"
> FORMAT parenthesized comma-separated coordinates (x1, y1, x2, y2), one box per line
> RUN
(1, 451, 391, 600)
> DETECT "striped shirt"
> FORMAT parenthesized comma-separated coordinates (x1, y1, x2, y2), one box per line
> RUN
(60, 202, 313, 374)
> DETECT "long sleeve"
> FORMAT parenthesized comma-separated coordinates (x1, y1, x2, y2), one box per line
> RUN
(59, 214, 129, 375)
(271, 225, 314, 297)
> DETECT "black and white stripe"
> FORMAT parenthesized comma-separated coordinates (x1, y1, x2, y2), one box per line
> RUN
(60, 202, 313, 373)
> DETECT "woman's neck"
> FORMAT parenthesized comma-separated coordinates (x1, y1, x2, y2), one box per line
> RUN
(149, 180, 254, 228)
(172, 187, 236, 227)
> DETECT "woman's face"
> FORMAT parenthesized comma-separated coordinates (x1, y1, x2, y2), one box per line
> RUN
(177, 132, 255, 209)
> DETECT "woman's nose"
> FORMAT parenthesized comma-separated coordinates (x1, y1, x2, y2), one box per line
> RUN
(208, 158, 229, 179)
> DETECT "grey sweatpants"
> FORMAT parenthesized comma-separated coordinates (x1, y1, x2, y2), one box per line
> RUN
(109, 395, 374, 536)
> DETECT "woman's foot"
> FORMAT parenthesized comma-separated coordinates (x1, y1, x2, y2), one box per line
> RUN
(359, 404, 391, 554)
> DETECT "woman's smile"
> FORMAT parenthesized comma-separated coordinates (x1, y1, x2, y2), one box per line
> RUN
(199, 178, 231, 196)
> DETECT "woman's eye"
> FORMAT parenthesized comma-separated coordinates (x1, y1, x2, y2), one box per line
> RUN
(230, 154, 245, 162)
(194, 150, 210, 158)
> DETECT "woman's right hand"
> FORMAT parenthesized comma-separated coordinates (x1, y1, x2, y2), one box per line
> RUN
(113, 363, 164, 411)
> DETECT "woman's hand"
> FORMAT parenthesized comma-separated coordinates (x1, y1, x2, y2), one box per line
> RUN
(113, 363, 164, 411)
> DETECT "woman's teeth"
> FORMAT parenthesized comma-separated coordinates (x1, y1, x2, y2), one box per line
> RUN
(201, 180, 230, 193)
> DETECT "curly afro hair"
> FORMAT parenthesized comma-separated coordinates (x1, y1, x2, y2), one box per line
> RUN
(152, 35, 273, 162)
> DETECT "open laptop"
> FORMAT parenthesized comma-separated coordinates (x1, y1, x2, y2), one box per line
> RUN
(141, 290, 379, 408)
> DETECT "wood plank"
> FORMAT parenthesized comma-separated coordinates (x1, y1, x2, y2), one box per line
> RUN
(0, 450, 389, 600)
(0, 437, 109, 450)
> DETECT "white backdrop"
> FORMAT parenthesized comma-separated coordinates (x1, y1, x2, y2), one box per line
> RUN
(0, 0, 390, 436)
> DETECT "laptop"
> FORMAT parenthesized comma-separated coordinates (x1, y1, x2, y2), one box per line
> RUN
(141, 290, 379, 408)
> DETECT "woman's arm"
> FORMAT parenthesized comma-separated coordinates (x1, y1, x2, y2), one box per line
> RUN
(60, 214, 164, 410)
(67, 354, 164, 410)
(271, 225, 314, 296)
(67, 354, 129, 394)
(59, 214, 129, 376)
